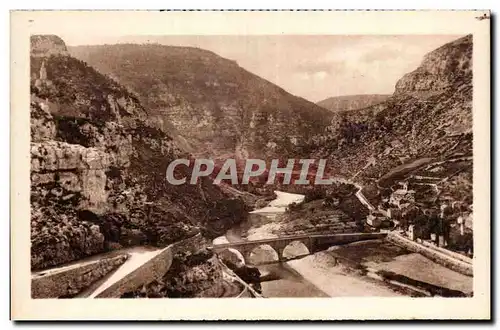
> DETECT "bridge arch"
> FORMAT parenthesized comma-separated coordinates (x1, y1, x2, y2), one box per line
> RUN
(212, 232, 388, 266)
(245, 244, 279, 266)
(282, 240, 311, 260)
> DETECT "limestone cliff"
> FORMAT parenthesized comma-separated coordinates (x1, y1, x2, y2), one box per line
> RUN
(30, 34, 68, 57)
(30, 36, 248, 271)
(305, 35, 473, 213)
(395, 35, 472, 95)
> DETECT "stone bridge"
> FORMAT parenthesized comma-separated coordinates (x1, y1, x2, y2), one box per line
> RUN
(211, 232, 387, 266)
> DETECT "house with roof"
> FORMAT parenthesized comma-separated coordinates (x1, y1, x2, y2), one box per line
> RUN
(389, 188, 415, 208)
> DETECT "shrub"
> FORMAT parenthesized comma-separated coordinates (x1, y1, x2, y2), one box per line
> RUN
(304, 186, 327, 203)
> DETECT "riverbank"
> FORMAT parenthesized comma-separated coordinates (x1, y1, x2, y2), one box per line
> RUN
(287, 252, 403, 297)
(216, 191, 404, 297)
(217, 190, 472, 298)
(259, 263, 329, 297)
(327, 239, 472, 296)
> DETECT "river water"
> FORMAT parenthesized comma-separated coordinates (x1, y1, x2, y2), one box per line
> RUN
(214, 190, 473, 298)
(38, 192, 328, 298)
(215, 191, 330, 297)
(36, 192, 469, 298)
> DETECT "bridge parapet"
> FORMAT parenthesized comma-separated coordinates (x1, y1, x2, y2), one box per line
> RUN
(313, 232, 387, 248)
(212, 232, 387, 265)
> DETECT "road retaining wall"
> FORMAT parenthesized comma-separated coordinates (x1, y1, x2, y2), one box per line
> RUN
(387, 232, 473, 276)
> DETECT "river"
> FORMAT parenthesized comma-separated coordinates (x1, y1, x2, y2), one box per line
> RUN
(214, 191, 331, 297)
(214, 190, 473, 298)
(36, 192, 328, 298)
(39, 192, 467, 299)
(214, 191, 418, 297)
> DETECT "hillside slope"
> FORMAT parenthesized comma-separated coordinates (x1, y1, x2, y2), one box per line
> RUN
(70, 44, 333, 159)
(317, 94, 390, 112)
(305, 35, 473, 210)
(30, 35, 248, 271)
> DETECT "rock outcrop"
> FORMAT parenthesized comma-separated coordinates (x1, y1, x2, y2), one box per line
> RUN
(304, 35, 473, 216)
(395, 35, 472, 95)
(30, 35, 249, 271)
(121, 249, 245, 298)
(30, 34, 69, 57)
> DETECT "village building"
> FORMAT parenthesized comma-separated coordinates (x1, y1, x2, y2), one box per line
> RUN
(366, 210, 390, 228)
(456, 213, 473, 236)
(438, 235, 447, 247)
(399, 180, 409, 191)
(407, 224, 415, 240)
(387, 207, 402, 220)
(465, 213, 473, 230)
(389, 188, 415, 208)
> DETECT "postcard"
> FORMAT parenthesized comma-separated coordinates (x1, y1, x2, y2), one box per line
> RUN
(11, 10, 490, 320)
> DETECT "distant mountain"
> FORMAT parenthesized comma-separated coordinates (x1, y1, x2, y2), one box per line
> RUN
(317, 94, 390, 112)
(69, 44, 333, 159)
(30, 35, 248, 271)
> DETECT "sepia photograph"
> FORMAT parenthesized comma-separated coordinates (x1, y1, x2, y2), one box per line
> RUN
(10, 10, 490, 320)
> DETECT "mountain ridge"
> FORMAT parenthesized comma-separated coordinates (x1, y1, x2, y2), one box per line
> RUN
(303, 35, 472, 212)
(69, 43, 334, 159)
(317, 94, 391, 113)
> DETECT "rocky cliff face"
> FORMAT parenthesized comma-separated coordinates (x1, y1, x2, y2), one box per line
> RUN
(30, 35, 68, 57)
(122, 250, 242, 298)
(395, 35, 472, 95)
(30, 36, 248, 270)
(305, 35, 473, 211)
(317, 94, 390, 113)
(69, 44, 333, 159)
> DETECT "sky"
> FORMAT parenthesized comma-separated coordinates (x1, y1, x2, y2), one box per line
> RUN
(65, 34, 463, 102)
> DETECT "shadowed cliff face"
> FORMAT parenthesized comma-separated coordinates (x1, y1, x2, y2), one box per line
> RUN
(303, 35, 472, 211)
(69, 44, 333, 159)
(30, 36, 249, 270)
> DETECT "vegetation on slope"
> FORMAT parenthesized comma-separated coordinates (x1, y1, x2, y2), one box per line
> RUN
(317, 94, 390, 112)
(30, 42, 248, 270)
(295, 35, 473, 244)
(70, 44, 333, 159)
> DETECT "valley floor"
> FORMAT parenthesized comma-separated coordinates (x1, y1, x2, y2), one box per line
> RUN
(287, 252, 403, 297)
(226, 191, 473, 298)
